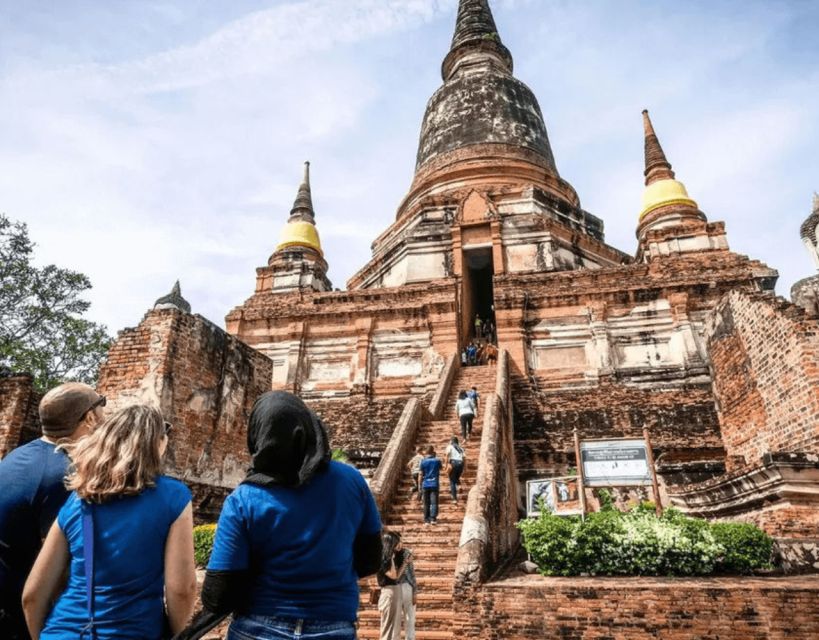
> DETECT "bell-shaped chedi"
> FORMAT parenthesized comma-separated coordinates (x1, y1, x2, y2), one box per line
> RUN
(636, 110, 705, 238)
(633, 110, 740, 264)
(406, 0, 578, 214)
(792, 193, 819, 315)
(799, 193, 819, 269)
(350, 0, 628, 290)
(262, 162, 332, 293)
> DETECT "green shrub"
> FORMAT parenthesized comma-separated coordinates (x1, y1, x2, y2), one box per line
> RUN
(517, 510, 578, 576)
(193, 524, 217, 568)
(711, 521, 773, 574)
(518, 506, 771, 577)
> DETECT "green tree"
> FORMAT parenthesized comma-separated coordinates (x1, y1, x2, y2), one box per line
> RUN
(0, 213, 111, 392)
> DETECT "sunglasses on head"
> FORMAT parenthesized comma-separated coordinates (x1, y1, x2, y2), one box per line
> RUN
(84, 395, 106, 417)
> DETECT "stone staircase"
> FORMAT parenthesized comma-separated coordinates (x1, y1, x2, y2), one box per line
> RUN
(357, 365, 497, 640)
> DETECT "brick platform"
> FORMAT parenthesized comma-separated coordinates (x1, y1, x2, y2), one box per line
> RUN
(454, 574, 819, 639)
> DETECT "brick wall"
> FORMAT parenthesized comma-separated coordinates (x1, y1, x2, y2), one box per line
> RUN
(455, 574, 819, 639)
(512, 375, 723, 474)
(309, 395, 410, 471)
(706, 292, 819, 471)
(98, 308, 415, 520)
(0, 374, 41, 458)
(98, 309, 273, 519)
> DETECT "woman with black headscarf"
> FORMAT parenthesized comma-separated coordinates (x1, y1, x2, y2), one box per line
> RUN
(174, 391, 383, 640)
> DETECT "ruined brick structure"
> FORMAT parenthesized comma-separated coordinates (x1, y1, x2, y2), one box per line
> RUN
(7, 0, 814, 637)
(0, 373, 41, 458)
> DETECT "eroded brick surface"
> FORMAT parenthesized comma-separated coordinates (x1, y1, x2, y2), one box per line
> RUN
(0, 374, 41, 458)
(707, 291, 819, 471)
(453, 574, 819, 639)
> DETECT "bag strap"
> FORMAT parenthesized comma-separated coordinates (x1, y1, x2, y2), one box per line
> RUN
(81, 502, 97, 640)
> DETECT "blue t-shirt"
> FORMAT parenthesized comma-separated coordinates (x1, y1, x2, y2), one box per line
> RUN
(208, 461, 381, 622)
(0, 440, 70, 606)
(40, 476, 191, 640)
(420, 456, 442, 490)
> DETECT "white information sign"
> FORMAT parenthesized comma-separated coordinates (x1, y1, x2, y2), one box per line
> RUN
(580, 439, 652, 487)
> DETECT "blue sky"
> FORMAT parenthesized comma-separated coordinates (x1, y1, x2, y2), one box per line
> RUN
(1, 0, 817, 335)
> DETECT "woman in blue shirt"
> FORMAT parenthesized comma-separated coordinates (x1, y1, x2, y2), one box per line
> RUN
(22, 404, 196, 639)
(177, 391, 383, 640)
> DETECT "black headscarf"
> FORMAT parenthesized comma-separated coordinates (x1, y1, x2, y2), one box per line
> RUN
(242, 391, 331, 488)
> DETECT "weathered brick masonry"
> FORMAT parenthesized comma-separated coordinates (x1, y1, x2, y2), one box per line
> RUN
(454, 574, 819, 640)
(98, 308, 273, 521)
(310, 395, 411, 472)
(0, 373, 41, 458)
(707, 291, 819, 471)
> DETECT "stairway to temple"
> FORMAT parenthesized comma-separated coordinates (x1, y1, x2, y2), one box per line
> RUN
(357, 364, 498, 640)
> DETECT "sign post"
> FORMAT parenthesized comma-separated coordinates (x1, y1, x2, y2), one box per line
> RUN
(643, 428, 663, 516)
(573, 427, 587, 517)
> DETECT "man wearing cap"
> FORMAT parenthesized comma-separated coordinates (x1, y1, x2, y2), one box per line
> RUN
(0, 382, 105, 640)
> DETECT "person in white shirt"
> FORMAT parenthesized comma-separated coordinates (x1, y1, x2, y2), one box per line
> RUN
(455, 390, 476, 440)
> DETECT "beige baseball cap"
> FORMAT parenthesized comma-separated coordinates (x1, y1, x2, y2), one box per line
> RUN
(39, 382, 104, 438)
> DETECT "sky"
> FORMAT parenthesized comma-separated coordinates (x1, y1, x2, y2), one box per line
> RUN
(1, 0, 818, 336)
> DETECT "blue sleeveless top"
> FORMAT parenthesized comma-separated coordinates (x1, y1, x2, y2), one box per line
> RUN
(41, 476, 191, 640)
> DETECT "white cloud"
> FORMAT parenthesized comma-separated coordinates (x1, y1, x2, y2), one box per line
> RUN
(1, 0, 817, 338)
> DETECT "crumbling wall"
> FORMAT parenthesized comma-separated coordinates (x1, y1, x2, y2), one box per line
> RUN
(706, 291, 819, 471)
(0, 374, 41, 457)
(98, 309, 273, 520)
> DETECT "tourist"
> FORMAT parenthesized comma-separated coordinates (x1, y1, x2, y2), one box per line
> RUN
(467, 386, 480, 417)
(420, 446, 442, 525)
(395, 536, 416, 640)
(22, 404, 196, 639)
(466, 342, 478, 366)
(0, 382, 104, 640)
(445, 436, 466, 504)
(177, 391, 382, 640)
(377, 531, 413, 640)
(473, 314, 482, 339)
(460, 348, 467, 366)
(407, 446, 424, 502)
(455, 390, 476, 441)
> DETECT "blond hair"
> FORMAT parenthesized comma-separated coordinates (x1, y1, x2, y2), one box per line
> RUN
(64, 404, 165, 503)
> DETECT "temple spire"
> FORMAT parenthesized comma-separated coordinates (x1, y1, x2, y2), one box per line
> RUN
(642, 110, 676, 186)
(443, 0, 513, 80)
(290, 161, 315, 223)
(452, 0, 501, 49)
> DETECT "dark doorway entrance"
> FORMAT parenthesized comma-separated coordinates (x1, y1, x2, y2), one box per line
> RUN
(462, 247, 495, 345)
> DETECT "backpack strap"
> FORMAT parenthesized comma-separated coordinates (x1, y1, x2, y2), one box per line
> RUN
(81, 502, 97, 640)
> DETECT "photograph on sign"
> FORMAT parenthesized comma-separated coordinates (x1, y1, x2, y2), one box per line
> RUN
(526, 477, 583, 517)
(580, 439, 652, 487)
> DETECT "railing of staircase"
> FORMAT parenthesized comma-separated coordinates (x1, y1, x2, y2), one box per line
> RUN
(453, 349, 520, 591)
(428, 353, 460, 420)
(369, 353, 458, 515)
